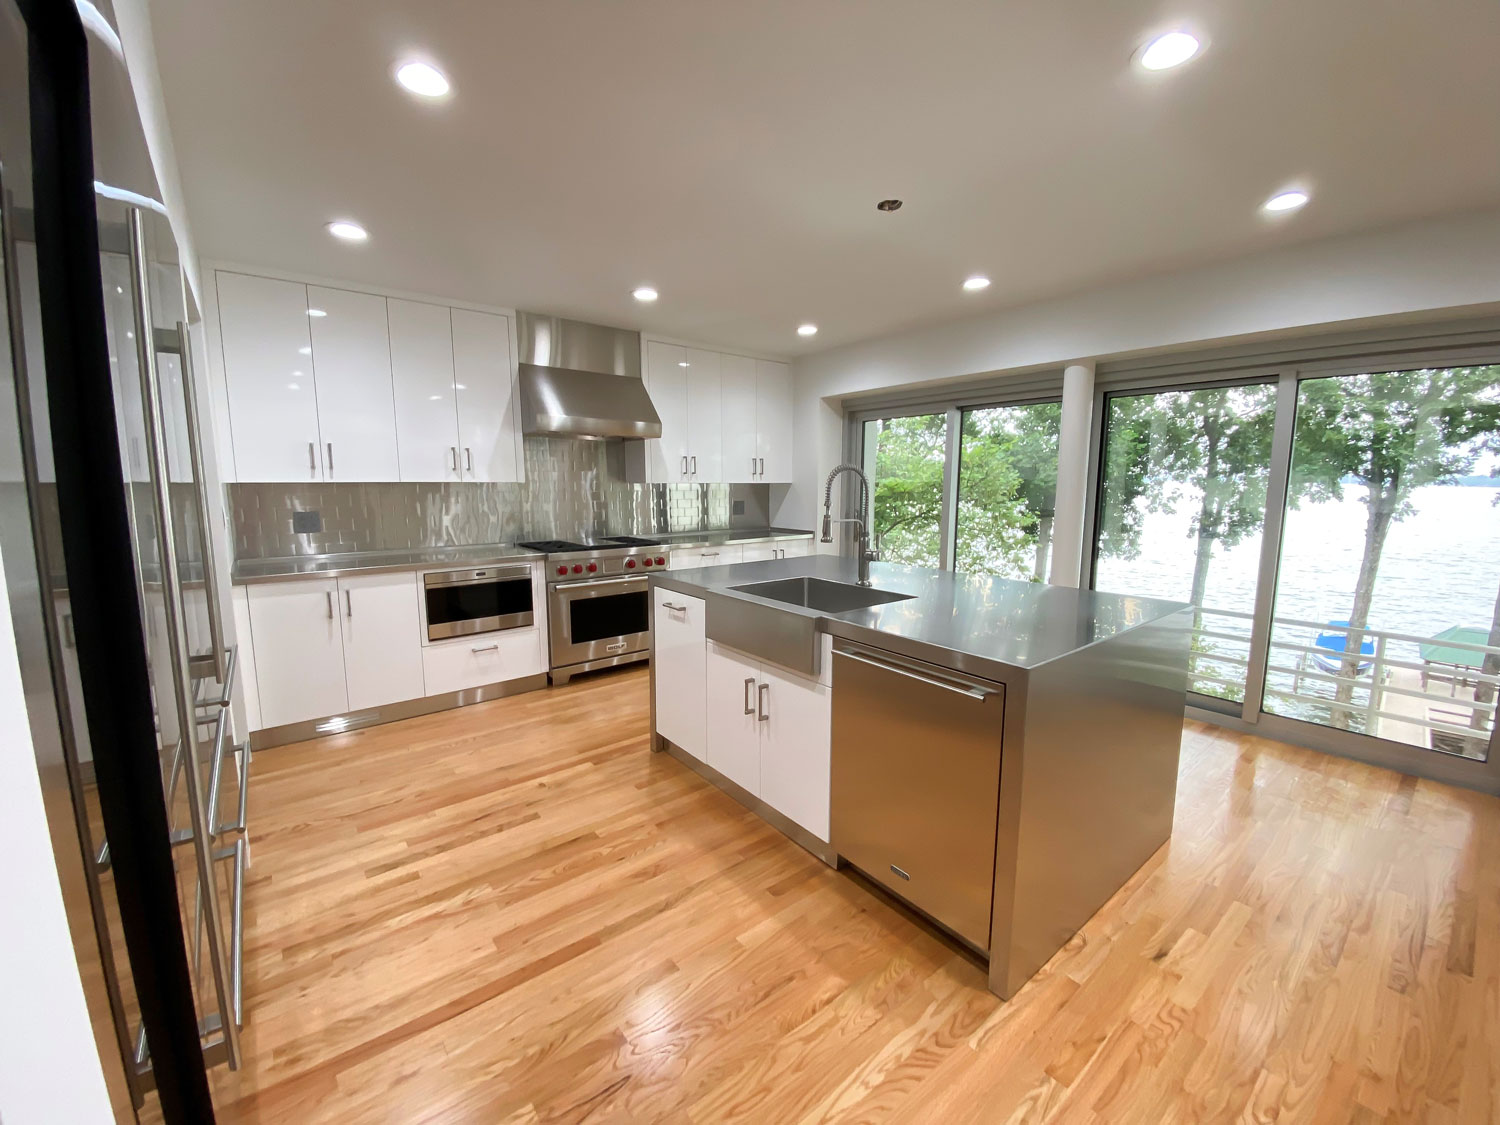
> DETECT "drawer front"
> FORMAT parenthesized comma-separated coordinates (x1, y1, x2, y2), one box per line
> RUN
(422, 628, 544, 696)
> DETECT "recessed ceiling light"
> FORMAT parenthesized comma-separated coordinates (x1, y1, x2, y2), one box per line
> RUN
(298, 346, 311, 355)
(307, 308, 326, 318)
(1138, 31, 1202, 71)
(632, 286, 658, 302)
(327, 220, 368, 242)
(287, 383, 300, 391)
(797, 324, 818, 337)
(678, 361, 690, 367)
(963, 275, 991, 292)
(395, 60, 450, 98)
(1262, 189, 1310, 213)
(428, 394, 442, 401)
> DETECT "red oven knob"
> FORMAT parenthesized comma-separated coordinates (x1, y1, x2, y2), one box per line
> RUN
(625, 558, 636, 569)
(643, 557, 653, 567)
(655, 556, 666, 566)
(572, 564, 584, 574)
(555, 565, 567, 576)
(587, 562, 598, 573)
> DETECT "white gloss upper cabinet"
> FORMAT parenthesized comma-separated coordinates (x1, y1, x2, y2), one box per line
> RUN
(683, 348, 722, 483)
(306, 286, 399, 482)
(452, 308, 521, 482)
(388, 299, 461, 482)
(644, 341, 689, 482)
(720, 353, 759, 484)
(754, 360, 794, 483)
(217, 272, 323, 482)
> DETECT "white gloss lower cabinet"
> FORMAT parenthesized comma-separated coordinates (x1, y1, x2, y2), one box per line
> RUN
(740, 539, 812, 563)
(703, 641, 831, 840)
(757, 663, 832, 841)
(340, 572, 425, 711)
(246, 578, 349, 728)
(669, 544, 744, 570)
(421, 629, 544, 696)
(705, 642, 762, 795)
(652, 589, 705, 758)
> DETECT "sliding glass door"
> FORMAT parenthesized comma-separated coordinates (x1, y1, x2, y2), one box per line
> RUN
(1093, 384, 1277, 703)
(955, 402, 1061, 580)
(1262, 366, 1500, 758)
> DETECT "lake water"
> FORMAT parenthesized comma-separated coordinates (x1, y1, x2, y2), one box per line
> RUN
(1095, 483, 1500, 652)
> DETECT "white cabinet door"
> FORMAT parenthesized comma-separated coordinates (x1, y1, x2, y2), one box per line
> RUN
(755, 359, 794, 483)
(758, 664, 832, 841)
(230, 586, 262, 734)
(645, 341, 689, 483)
(421, 629, 544, 695)
(246, 578, 348, 728)
(388, 299, 460, 482)
(306, 286, 398, 481)
(740, 544, 777, 563)
(653, 589, 706, 759)
(339, 571, 425, 711)
(779, 538, 813, 558)
(720, 353, 759, 484)
(217, 272, 322, 482)
(452, 309, 521, 482)
(683, 348, 722, 483)
(706, 642, 762, 795)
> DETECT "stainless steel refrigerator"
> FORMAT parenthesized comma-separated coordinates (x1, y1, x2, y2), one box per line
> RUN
(2, 1, 245, 1120)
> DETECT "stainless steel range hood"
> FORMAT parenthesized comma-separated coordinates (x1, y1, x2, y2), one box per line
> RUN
(516, 312, 661, 439)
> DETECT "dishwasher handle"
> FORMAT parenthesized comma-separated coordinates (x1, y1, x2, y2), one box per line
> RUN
(836, 647, 1000, 700)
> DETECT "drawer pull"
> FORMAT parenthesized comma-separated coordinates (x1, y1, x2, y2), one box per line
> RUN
(661, 602, 687, 612)
(471, 643, 499, 653)
(890, 864, 911, 881)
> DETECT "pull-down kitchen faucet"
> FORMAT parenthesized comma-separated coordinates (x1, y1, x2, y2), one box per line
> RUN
(821, 464, 880, 586)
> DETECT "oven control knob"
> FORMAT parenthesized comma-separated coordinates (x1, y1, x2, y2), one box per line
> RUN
(587, 562, 597, 573)
(625, 558, 636, 569)
(655, 556, 666, 566)
(642, 557, 653, 567)
(572, 564, 584, 574)
(555, 565, 567, 576)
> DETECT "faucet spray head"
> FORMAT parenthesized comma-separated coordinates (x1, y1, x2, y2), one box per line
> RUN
(820, 512, 832, 542)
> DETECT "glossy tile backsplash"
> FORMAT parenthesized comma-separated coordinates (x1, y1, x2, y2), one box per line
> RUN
(229, 436, 771, 560)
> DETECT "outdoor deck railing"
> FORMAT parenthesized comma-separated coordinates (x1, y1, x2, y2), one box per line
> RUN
(1177, 605, 1498, 748)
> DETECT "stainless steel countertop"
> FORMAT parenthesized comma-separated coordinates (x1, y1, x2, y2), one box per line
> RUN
(230, 528, 814, 584)
(652, 554, 1190, 678)
(231, 544, 544, 584)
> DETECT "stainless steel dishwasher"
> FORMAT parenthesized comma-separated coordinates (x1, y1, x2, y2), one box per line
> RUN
(830, 639, 1005, 951)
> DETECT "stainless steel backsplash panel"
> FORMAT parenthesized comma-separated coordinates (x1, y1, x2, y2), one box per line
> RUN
(229, 436, 770, 559)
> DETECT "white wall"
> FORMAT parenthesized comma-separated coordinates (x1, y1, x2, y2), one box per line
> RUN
(778, 207, 1500, 533)
(0, 543, 115, 1125)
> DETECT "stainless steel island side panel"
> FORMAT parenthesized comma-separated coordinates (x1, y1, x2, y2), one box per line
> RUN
(987, 607, 1194, 998)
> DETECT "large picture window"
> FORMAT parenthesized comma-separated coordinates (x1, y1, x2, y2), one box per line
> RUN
(955, 403, 1061, 580)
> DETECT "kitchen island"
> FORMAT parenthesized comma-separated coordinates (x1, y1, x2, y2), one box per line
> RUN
(648, 555, 1192, 999)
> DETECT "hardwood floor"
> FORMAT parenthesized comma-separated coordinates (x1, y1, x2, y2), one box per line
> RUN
(192, 665, 1498, 1123)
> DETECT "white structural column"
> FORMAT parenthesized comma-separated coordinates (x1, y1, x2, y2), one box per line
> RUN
(1048, 362, 1096, 588)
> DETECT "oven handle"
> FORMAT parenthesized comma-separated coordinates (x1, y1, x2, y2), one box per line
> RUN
(554, 575, 648, 591)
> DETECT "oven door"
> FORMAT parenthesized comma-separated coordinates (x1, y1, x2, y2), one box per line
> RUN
(548, 574, 651, 668)
(424, 565, 534, 641)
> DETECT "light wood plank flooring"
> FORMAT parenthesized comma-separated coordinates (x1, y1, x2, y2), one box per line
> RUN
(191, 666, 1498, 1123)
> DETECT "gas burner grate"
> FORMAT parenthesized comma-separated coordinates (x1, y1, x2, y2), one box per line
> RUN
(517, 540, 591, 553)
(602, 536, 662, 547)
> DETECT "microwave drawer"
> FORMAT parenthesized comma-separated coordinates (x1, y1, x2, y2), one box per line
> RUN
(422, 629, 545, 696)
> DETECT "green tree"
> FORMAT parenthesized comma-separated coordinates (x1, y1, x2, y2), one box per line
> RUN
(956, 403, 1060, 580)
(1290, 367, 1500, 729)
(868, 414, 946, 568)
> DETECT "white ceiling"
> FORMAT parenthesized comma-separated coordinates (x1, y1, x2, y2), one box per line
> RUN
(148, 0, 1500, 357)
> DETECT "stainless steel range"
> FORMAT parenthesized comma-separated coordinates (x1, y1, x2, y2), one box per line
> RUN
(517, 536, 671, 684)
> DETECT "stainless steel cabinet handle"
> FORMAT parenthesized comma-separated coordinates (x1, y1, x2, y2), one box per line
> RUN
(465, 446, 473, 472)
(690, 455, 697, 476)
(757, 682, 770, 722)
(471, 643, 499, 653)
(681, 455, 689, 476)
(838, 648, 998, 700)
(758, 457, 765, 476)
(326, 441, 334, 475)
(701, 551, 719, 559)
(661, 602, 687, 612)
(450, 446, 458, 473)
(743, 677, 755, 715)
(750, 456, 756, 477)
(308, 441, 316, 477)
(325, 591, 333, 619)
(345, 590, 352, 618)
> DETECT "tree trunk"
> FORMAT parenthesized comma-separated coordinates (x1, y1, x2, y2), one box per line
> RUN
(1468, 580, 1500, 754)
(1334, 492, 1395, 730)
(1033, 514, 1053, 582)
